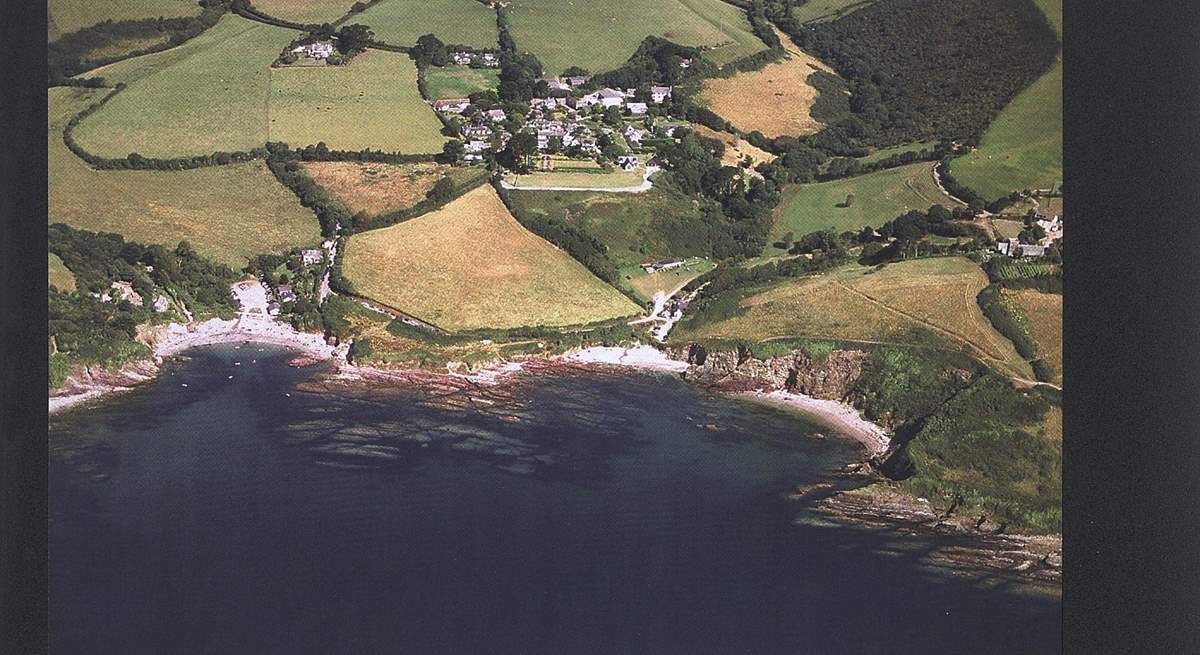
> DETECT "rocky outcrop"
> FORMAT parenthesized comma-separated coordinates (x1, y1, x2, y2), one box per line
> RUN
(669, 343, 869, 401)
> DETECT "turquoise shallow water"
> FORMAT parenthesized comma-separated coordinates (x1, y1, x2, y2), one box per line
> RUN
(49, 343, 1060, 654)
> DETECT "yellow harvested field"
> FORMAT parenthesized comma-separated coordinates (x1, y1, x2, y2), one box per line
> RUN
(690, 124, 774, 168)
(699, 39, 835, 137)
(1006, 288, 1062, 384)
(49, 253, 76, 292)
(675, 257, 1032, 378)
(303, 161, 451, 217)
(344, 186, 641, 330)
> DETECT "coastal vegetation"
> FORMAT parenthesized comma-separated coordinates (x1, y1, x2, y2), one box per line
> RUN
(342, 186, 641, 330)
(50, 87, 321, 268)
(504, 0, 768, 74)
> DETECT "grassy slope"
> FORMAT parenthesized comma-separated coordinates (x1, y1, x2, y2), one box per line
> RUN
(50, 87, 321, 268)
(948, 0, 1062, 199)
(71, 16, 294, 158)
(503, 167, 646, 189)
(623, 258, 715, 303)
(48, 0, 201, 41)
(354, 0, 498, 48)
(269, 51, 446, 153)
(855, 140, 938, 164)
(506, 0, 765, 74)
(671, 257, 1033, 379)
(302, 161, 482, 216)
(250, 0, 353, 25)
(344, 186, 641, 330)
(423, 66, 500, 100)
(770, 162, 953, 248)
(790, 0, 876, 24)
(49, 253, 77, 292)
(506, 186, 705, 268)
(699, 43, 833, 138)
(1006, 288, 1062, 385)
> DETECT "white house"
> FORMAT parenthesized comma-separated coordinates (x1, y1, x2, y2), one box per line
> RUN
(452, 51, 473, 65)
(650, 86, 672, 103)
(642, 257, 684, 273)
(623, 125, 645, 146)
(301, 249, 323, 266)
(617, 155, 640, 171)
(565, 75, 590, 87)
(484, 108, 507, 122)
(997, 238, 1046, 258)
(464, 140, 489, 153)
(626, 102, 648, 116)
(153, 295, 170, 313)
(545, 79, 571, 93)
(293, 41, 334, 59)
(596, 88, 626, 108)
(433, 98, 471, 113)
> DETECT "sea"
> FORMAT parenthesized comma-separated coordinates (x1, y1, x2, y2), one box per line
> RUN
(48, 343, 1061, 654)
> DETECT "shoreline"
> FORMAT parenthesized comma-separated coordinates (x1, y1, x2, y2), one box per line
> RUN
(735, 389, 891, 456)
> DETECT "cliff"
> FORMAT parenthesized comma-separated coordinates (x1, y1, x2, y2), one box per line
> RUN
(668, 343, 870, 401)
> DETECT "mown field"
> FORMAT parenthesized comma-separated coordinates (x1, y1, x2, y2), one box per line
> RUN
(49, 253, 76, 292)
(303, 161, 481, 216)
(354, 0, 499, 48)
(699, 39, 834, 137)
(48, 0, 201, 41)
(72, 16, 293, 158)
(503, 166, 646, 190)
(947, 0, 1061, 199)
(770, 162, 955, 249)
(250, 0, 356, 25)
(343, 186, 641, 330)
(505, 0, 767, 74)
(269, 50, 445, 153)
(50, 87, 321, 268)
(506, 186, 706, 268)
(423, 65, 500, 100)
(671, 257, 1033, 379)
(1006, 288, 1062, 385)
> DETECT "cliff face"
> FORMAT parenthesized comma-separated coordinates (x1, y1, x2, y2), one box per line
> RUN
(669, 343, 869, 401)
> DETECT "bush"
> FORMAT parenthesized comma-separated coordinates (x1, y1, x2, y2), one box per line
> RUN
(1031, 358, 1056, 383)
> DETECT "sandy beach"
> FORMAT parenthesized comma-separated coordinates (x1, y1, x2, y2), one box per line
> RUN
(736, 389, 891, 455)
(563, 345, 691, 372)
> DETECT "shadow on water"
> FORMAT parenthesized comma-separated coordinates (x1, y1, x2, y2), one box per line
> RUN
(49, 343, 1060, 655)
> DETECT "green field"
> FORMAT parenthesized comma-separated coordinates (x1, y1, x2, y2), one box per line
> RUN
(48, 0, 201, 41)
(621, 258, 715, 303)
(503, 166, 646, 190)
(855, 141, 938, 165)
(49, 253, 76, 292)
(250, 0, 355, 25)
(50, 87, 321, 268)
(770, 162, 955, 249)
(948, 0, 1061, 199)
(269, 50, 446, 153)
(344, 186, 640, 330)
(354, 0, 499, 48)
(671, 257, 1033, 379)
(423, 65, 500, 100)
(72, 16, 294, 158)
(505, 0, 767, 74)
(506, 186, 707, 268)
(789, 0, 876, 24)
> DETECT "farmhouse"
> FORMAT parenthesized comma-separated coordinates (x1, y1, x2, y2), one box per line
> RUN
(626, 102, 648, 116)
(452, 51, 472, 65)
(464, 139, 489, 153)
(277, 285, 297, 303)
(642, 257, 685, 273)
(650, 86, 673, 103)
(623, 125, 645, 146)
(997, 238, 1046, 258)
(545, 79, 571, 93)
(292, 40, 334, 60)
(479, 53, 499, 67)
(301, 249, 323, 265)
(565, 75, 590, 87)
(617, 155, 640, 171)
(462, 124, 492, 139)
(484, 108, 507, 122)
(433, 98, 471, 114)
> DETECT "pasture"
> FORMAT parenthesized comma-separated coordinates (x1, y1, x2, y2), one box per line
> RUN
(621, 258, 715, 303)
(699, 44, 834, 137)
(353, 0, 499, 48)
(71, 16, 294, 158)
(503, 164, 646, 190)
(423, 65, 501, 100)
(770, 162, 955, 249)
(303, 161, 482, 216)
(50, 87, 321, 268)
(855, 141, 939, 165)
(269, 51, 446, 153)
(250, 0, 355, 25)
(1005, 289, 1062, 384)
(343, 186, 641, 330)
(504, 0, 767, 74)
(48, 0, 201, 41)
(789, 0, 876, 24)
(49, 253, 76, 292)
(506, 186, 706, 268)
(671, 257, 1033, 379)
(947, 0, 1061, 199)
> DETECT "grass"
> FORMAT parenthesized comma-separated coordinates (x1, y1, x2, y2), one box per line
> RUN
(947, 0, 1061, 199)
(699, 43, 835, 137)
(503, 165, 646, 190)
(72, 16, 294, 158)
(343, 185, 641, 330)
(671, 256, 1033, 379)
(250, 0, 356, 25)
(50, 87, 321, 268)
(49, 253, 76, 292)
(1005, 288, 1062, 384)
(48, 0, 201, 41)
(790, 0, 876, 23)
(855, 141, 939, 165)
(353, 0, 499, 48)
(268, 50, 446, 153)
(770, 162, 955, 249)
(303, 161, 483, 216)
(621, 258, 716, 303)
(505, 185, 706, 268)
(505, 0, 767, 74)
(423, 65, 500, 100)
(689, 124, 775, 168)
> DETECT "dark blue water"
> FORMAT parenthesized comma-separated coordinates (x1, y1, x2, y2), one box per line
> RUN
(49, 344, 1061, 654)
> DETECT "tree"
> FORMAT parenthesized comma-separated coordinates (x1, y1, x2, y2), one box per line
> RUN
(500, 132, 538, 171)
(843, 193, 856, 208)
(1018, 225, 1046, 244)
(427, 177, 455, 202)
(438, 139, 465, 164)
(602, 105, 624, 127)
(413, 33, 448, 67)
(335, 24, 373, 54)
(349, 337, 372, 363)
